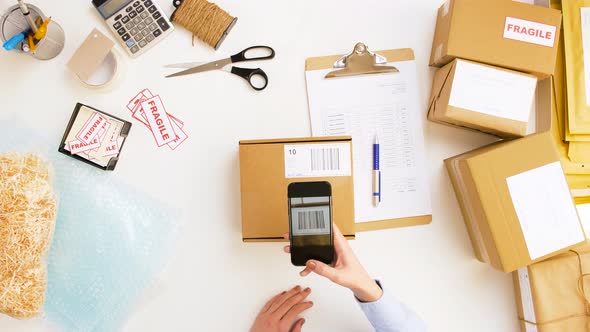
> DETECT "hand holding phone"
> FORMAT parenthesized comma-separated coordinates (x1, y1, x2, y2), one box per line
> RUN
(283, 224, 383, 303)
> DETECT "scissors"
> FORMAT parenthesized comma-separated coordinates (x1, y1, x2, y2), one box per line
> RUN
(165, 45, 275, 91)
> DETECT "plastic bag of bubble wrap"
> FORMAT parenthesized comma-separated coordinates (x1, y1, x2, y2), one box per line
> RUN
(0, 121, 180, 331)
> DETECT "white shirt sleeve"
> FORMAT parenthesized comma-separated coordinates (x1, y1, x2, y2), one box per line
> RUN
(356, 280, 427, 332)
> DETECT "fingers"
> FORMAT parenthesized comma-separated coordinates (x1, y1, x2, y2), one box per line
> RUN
(283, 245, 290, 253)
(275, 287, 312, 318)
(299, 265, 312, 277)
(269, 285, 301, 313)
(305, 260, 339, 283)
(290, 318, 305, 332)
(283, 301, 313, 322)
(260, 291, 284, 313)
(332, 223, 352, 258)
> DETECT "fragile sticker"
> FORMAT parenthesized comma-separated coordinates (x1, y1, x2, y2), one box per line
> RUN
(503, 17, 556, 48)
(141, 96, 176, 147)
(76, 111, 108, 144)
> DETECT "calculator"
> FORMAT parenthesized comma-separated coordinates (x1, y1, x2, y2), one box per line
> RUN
(92, 0, 174, 57)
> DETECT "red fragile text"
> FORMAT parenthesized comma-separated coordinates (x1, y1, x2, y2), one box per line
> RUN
(505, 24, 552, 40)
(148, 100, 170, 140)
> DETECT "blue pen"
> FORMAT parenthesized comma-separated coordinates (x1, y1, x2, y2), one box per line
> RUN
(373, 135, 381, 206)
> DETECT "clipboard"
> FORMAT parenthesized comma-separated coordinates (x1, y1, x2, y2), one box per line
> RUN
(305, 43, 432, 233)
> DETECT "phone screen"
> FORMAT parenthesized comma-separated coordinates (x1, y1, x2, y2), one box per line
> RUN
(288, 182, 334, 266)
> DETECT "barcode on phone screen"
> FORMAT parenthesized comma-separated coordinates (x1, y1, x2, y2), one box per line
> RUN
(297, 210, 326, 230)
(311, 148, 340, 171)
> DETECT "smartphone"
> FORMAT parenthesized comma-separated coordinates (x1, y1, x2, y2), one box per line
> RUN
(288, 181, 334, 266)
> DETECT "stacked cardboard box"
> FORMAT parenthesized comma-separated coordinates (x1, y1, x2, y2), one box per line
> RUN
(430, 1, 590, 330)
(428, 0, 561, 138)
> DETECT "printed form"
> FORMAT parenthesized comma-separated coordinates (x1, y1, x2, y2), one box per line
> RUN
(305, 60, 432, 223)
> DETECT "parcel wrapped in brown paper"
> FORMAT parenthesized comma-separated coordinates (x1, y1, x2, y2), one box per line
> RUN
(514, 248, 590, 332)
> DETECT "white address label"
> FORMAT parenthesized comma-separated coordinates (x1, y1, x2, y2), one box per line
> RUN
(503, 16, 556, 47)
(284, 143, 351, 178)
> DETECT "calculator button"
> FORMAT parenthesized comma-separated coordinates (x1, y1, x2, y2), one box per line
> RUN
(139, 40, 147, 48)
(140, 11, 149, 19)
(129, 10, 137, 18)
(137, 22, 146, 30)
(130, 45, 140, 54)
(126, 6, 133, 12)
(129, 27, 138, 36)
(117, 27, 126, 36)
(156, 18, 170, 31)
(133, 1, 140, 6)
(136, 6, 145, 13)
(145, 16, 153, 24)
(113, 22, 122, 30)
(126, 39, 135, 48)
(153, 29, 162, 37)
(122, 33, 131, 41)
(148, 5, 157, 14)
(125, 21, 135, 30)
(115, 14, 123, 21)
(122, 15, 130, 24)
(146, 34, 155, 43)
(152, 11, 162, 19)
(149, 23, 157, 31)
(133, 17, 141, 24)
(145, 0, 153, 7)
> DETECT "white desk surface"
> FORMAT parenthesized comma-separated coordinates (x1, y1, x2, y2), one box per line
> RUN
(0, 0, 520, 331)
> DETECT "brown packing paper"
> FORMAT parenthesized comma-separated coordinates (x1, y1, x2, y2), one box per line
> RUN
(514, 248, 590, 331)
(305, 48, 432, 232)
(430, 0, 562, 77)
(239, 137, 355, 242)
(563, 0, 590, 134)
(445, 132, 587, 272)
(428, 58, 535, 138)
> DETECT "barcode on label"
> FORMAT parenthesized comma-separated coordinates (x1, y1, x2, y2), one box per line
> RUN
(298, 210, 326, 230)
(311, 148, 340, 171)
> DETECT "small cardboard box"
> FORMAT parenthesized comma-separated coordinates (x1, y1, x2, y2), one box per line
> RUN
(513, 245, 590, 331)
(239, 136, 355, 242)
(428, 58, 537, 138)
(445, 132, 587, 272)
(430, 0, 562, 77)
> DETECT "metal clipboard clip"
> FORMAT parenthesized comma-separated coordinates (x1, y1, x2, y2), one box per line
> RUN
(325, 42, 399, 79)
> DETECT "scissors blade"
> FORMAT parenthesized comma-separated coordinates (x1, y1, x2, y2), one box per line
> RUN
(164, 62, 205, 69)
(165, 58, 232, 78)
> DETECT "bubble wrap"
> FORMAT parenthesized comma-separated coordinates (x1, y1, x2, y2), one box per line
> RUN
(0, 121, 179, 331)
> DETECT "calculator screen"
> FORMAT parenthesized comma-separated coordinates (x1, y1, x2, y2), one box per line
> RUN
(99, 0, 131, 18)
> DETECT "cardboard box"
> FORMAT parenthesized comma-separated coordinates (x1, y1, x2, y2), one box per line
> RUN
(239, 136, 355, 242)
(445, 132, 587, 272)
(428, 58, 537, 138)
(513, 246, 590, 331)
(430, 0, 562, 77)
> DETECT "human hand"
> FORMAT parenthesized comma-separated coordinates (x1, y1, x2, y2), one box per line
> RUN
(283, 224, 383, 302)
(249, 285, 313, 332)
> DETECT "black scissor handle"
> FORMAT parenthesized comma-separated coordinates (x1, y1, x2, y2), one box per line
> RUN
(230, 46, 275, 63)
(231, 67, 269, 91)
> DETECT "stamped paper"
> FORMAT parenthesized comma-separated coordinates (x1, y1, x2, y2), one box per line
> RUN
(76, 111, 108, 144)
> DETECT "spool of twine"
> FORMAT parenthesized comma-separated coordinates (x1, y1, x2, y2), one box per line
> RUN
(172, 0, 237, 49)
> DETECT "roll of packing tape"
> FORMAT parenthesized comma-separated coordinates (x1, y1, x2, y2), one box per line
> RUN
(67, 29, 124, 90)
(77, 48, 122, 90)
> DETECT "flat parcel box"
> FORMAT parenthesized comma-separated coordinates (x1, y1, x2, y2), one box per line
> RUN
(430, 0, 562, 76)
(239, 136, 355, 242)
(428, 58, 537, 138)
(445, 132, 587, 272)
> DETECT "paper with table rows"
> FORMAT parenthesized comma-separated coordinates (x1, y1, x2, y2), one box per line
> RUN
(449, 60, 537, 123)
(305, 60, 432, 223)
(506, 161, 585, 260)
